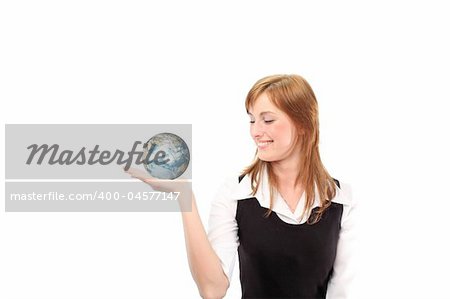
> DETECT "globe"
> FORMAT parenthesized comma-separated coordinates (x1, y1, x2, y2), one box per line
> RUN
(143, 132, 190, 180)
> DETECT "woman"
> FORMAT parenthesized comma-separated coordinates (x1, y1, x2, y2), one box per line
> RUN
(127, 74, 356, 299)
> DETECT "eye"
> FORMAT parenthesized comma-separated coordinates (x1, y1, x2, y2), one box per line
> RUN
(249, 120, 255, 124)
(264, 120, 274, 124)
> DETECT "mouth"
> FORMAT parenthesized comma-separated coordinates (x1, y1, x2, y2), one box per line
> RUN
(257, 140, 273, 149)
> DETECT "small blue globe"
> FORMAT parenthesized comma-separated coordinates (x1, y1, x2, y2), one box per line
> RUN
(143, 133, 190, 180)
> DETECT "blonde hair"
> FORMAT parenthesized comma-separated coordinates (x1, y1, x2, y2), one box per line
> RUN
(241, 74, 338, 224)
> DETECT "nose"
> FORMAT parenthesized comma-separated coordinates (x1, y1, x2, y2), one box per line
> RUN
(250, 121, 263, 140)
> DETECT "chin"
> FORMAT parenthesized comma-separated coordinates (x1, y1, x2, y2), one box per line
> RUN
(257, 154, 276, 162)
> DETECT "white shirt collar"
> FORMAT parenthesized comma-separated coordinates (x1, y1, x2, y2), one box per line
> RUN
(230, 165, 351, 222)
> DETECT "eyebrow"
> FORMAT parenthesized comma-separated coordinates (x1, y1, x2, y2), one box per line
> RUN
(247, 111, 276, 116)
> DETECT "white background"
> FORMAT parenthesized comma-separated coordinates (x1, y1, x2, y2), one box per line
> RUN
(1, 1, 450, 298)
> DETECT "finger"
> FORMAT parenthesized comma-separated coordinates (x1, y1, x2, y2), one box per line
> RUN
(123, 166, 169, 190)
(124, 167, 191, 183)
(123, 166, 192, 192)
(123, 166, 154, 180)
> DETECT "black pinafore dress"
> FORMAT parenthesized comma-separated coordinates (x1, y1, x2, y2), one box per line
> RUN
(236, 176, 343, 299)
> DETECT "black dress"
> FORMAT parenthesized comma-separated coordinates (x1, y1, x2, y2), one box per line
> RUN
(236, 176, 343, 299)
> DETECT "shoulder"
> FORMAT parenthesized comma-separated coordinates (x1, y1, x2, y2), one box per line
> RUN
(215, 174, 242, 195)
(211, 173, 244, 206)
(331, 180, 357, 226)
(209, 173, 245, 218)
(331, 180, 354, 207)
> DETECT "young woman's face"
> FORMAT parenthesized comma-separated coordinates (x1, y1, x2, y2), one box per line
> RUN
(248, 92, 301, 163)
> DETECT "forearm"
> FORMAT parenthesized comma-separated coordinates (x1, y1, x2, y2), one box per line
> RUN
(181, 194, 229, 299)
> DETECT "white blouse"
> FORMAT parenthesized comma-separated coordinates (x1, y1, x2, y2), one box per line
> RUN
(207, 168, 357, 299)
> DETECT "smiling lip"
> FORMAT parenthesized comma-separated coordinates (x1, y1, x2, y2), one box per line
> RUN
(257, 140, 273, 149)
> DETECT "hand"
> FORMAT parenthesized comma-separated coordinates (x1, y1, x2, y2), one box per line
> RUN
(123, 167, 193, 211)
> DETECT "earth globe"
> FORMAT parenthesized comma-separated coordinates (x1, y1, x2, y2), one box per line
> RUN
(142, 132, 190, 180)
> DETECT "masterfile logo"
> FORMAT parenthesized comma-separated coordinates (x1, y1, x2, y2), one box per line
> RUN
(4, 124, 192, 212)
(25, 141, 149, 170)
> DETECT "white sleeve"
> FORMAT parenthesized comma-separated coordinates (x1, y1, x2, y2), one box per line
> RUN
(207, 176, 239, 284)
(326, 183, 358, 299)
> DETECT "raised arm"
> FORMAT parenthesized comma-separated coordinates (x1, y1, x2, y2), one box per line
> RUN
(124, 167, 230, 299)
(181, 194, 230, 299)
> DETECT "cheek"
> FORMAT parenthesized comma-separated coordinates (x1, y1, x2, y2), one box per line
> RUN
(272, 122, 295, 145)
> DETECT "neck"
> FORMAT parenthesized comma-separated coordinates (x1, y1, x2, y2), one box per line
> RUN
(271, 160, 302, 188)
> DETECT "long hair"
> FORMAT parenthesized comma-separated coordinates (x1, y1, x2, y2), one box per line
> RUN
(241, 74, 337, 224)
